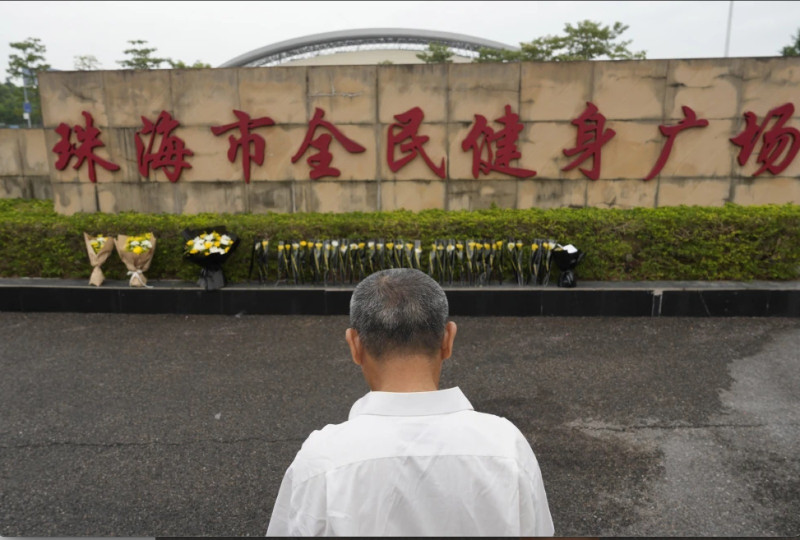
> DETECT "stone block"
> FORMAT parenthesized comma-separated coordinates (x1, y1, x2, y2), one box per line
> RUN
(448, 123, 537, 181)
(289, 124, 376, 181)
(380, 124, 447, 181)
(731, 177, 800, 205)
(296, 181, 378, 213)
(247, 181, 294, 213)
(595, 120, 663, 181)
(586, 178, 657, 209)
(52, 182, 98, 214)
(238, 67, 307, 125)
(593, 60, 669, 121)
(19, 128, 49, 176)
(521, 61, 594, 122)
(96, 182, 173, 213)
(665, 59, 742, 120)
(0, 130, 21, 176)
(378, 64, 447, 123)
(104, 70, 173, 128)
(380, 180, 445, 211)
(657, 178, 731, 207)
(307, 65, 377, 124)
(446, 179, 518, 210)
(517, 178, 587, 209)
(0, 176, 28, 198)
(38, 71, 108, 128)
(247, 125, 309, 182)
(179, 126, 242, 182)
(172, 68, 240, 126)
(656, 119, 735, 179)
(175, 181, 248, 214)
(518, 122, 576, 180)
(741, 58, 800, 118)
(448, 63, 521, 123)
(43, 125, 120, 183)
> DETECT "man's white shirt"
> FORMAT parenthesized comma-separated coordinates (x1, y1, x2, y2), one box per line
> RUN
(266, 387, 554, 536)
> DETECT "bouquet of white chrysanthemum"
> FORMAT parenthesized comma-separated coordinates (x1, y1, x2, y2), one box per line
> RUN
(182, 227, 239, 290)
(114, 233, 157, 287)
(83, 233, 115, 286)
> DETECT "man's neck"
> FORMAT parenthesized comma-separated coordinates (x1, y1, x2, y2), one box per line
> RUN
(366, 354, 441, 393)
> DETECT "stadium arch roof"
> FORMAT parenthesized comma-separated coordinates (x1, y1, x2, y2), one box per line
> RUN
(219, 28, 518, 67)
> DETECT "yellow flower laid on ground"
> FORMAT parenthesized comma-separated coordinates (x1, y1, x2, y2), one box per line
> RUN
(89, 235, 108, 254)
(125, 234, 154, 255)
(184, 231, 234, 257)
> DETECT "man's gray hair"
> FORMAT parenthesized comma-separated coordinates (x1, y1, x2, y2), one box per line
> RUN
(350, 269, 449, 359)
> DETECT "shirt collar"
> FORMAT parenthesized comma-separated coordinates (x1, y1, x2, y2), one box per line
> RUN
(348, 387, 474, 419)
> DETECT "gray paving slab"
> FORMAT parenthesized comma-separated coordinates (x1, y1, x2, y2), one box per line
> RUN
(1, 313, 799, 536)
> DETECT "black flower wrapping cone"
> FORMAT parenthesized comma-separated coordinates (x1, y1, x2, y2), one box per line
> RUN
(182, 227, 240, 291)
(552, 248, 586, 288)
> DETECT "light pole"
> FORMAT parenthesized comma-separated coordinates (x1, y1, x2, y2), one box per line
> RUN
(21, 67, 33, 128)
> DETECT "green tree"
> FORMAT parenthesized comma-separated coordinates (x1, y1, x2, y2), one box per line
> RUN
(74, 54, 101, 71)
(416, 42, 454, 63)
(475, 20, 646, 63)
(167, 59, 212, 69)
(117, 39, 170, 70)
(6, 37, 50, 126)
(781, 29, 800, 56)
(0, 81, 24, 125)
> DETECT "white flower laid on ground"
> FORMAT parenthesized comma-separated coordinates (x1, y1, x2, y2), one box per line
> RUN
(182, 228, 240, 291)
(185, 231, 234, 257)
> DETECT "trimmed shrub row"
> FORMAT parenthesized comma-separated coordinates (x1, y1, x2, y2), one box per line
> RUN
(1, 198, 799, 283)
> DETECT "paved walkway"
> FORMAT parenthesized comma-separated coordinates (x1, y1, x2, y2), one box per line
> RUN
(1, 313, 798, 536)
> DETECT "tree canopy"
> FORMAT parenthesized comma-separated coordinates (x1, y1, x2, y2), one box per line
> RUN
(117, 39, 170, 70)
(475, 20, 646, 63)
(781, 29, 800, 56)
(416, 42, 455, 64)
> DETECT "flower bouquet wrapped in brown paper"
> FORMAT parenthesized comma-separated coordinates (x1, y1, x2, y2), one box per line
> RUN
(114, 233, 157, 287)
(83, 233, 115, 286)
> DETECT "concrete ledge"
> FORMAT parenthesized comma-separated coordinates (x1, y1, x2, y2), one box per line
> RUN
(1, 279, 798, 316)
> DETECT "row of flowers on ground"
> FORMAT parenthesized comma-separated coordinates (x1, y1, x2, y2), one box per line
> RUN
(84, 229, 585, 290)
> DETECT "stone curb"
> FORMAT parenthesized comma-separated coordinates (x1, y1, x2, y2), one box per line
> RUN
(1, 279, 798, 316)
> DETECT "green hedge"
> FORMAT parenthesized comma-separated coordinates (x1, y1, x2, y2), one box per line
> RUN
(1, 198, 799, 282)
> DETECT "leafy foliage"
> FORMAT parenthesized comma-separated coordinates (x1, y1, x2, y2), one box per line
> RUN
(168, 59, 212, 69)
(117, 39, 170, 70)
(5, 37, 50, 125)
(416, 43, 454, 63)
(0, 81, 23, 126)
(781, 28, 800, 56)
(1, 199, 798, 283)
(73, 54, 101, 71)
(475, 20, 646, 63)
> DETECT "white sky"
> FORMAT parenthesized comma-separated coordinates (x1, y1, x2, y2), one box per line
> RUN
(1, 1, 798, 81)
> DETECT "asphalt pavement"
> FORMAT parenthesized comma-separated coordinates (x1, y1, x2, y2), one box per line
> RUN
(1, 313, 799, 536)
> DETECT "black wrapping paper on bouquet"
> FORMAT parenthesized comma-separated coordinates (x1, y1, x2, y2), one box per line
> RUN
(182, 227, 240, 291)
(551, 245, 586, 288)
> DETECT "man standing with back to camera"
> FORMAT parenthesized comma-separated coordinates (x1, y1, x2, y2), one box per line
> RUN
(266, 268, 553, 536)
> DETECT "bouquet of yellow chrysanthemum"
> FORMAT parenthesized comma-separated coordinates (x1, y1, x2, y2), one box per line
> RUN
(114, 233, 157, 287)
(182, 227, 239, 290)
(83, 232, 115, 286)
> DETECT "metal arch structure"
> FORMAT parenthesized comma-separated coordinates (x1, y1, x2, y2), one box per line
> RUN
(219, 28, 519, 67)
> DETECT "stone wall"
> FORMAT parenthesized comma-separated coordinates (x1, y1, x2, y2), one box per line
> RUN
(0, 128, 52, 200)
(2, 57, 799, 214)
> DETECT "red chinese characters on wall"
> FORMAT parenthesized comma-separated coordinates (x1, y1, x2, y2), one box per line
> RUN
(644, 106, 709, 181)
(562, 102, 615, 181)
(136, 111, 193, 182)
(730, 103, 800, 177)
(52, 111, 120, 183)
(387, 107, 446, 179)
(292, 107, 366, 180)
(462, 104, 536, 179)
(211, 110, 275, 183)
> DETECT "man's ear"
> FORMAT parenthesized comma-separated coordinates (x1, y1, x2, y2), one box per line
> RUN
(440, 321, 457, 361)
(346, 328, 364, 366)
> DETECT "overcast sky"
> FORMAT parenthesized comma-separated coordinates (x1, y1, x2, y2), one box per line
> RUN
(1, 1, 798, 81)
